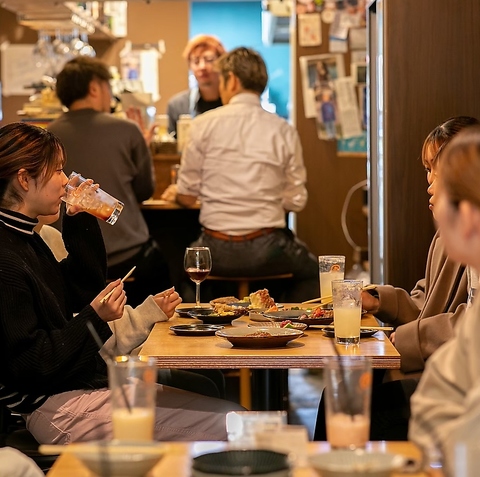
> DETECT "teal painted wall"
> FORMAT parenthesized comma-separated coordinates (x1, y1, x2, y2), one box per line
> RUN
(190, 1, 291, 119)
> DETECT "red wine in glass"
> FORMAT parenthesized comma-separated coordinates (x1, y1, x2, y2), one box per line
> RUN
(186, 268, 210, 282)
(184, 247, 212, 307)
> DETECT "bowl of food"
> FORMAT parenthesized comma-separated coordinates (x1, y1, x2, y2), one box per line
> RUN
(215, 326, 304, 348)
(309, 450, 405, 477)
(190, 300, 250, 323)
(67, 440, 165, 477)
(192, 449, 290, 476)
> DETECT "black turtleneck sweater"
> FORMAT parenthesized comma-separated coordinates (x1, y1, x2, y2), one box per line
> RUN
(0, 209, 112, 413)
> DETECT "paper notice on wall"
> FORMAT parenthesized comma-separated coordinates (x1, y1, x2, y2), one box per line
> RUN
(1, 43, 41, 96)
(349, 27, 367, 50)
(329, 10, 360, 53)
(334, 76, 362, 139)
(120, 47, 160, 102)
(298, 13, 322, 47)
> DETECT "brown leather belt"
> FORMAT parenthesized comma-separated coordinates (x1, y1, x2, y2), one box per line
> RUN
(203, 227, 277, 242)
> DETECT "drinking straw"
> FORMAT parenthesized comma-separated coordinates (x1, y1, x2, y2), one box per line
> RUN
(86, 320, 131, 413)
(328, 340, 355, 418)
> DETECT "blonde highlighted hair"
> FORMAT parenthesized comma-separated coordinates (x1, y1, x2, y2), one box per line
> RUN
(183, 34, 226, 60)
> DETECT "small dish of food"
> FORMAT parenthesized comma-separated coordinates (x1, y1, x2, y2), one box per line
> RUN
(189, 308, 242, 325)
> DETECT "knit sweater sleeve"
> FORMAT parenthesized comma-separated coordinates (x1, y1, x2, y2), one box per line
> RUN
(0, 254, 111, 395)
(59, 211, 107, 311)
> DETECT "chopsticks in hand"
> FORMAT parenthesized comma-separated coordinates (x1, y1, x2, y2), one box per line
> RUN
(100, 266, 136, 304)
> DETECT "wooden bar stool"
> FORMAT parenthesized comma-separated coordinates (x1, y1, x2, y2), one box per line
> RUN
(206, 272, 294, 409)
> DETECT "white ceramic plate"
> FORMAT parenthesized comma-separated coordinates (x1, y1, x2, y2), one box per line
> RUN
(309, 450, 405, 477)
(69, 440, 165, 477)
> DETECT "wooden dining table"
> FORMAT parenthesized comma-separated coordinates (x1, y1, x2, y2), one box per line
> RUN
(139, 305, 400, 410)
(46, 440, 429, 476)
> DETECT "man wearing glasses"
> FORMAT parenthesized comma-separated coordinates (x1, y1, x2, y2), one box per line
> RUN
(167, 34, 226, 138)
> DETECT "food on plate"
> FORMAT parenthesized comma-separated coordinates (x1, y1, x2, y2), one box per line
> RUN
(310, 306, 334, 319)
(265, 303, 279, 312)
(212, 302, 248, 316)
(249, 289, 275, 309)
(210, 296, 240, 305)
(246, 330, 273, 338)
(280, 320, 295, 329)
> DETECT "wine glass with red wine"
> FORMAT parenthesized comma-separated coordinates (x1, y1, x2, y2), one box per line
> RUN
(184, 247, 212, 308)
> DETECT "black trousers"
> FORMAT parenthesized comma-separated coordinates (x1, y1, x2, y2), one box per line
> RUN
(157, 369, 226, 399)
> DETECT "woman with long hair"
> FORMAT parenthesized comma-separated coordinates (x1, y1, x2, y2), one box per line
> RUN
(0, 122, 240, 445)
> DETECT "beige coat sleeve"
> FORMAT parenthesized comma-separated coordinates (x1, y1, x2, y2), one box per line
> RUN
(374, 232, 468, 374)
(409, 304, 480, 476)
(395, 303, 467, 373)
(100, 296, 168, 358)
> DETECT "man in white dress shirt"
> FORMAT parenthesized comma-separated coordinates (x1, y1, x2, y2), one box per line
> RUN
(176, 47, 318, 302)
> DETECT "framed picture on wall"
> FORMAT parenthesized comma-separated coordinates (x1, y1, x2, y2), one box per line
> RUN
(299, 53, 345, 119)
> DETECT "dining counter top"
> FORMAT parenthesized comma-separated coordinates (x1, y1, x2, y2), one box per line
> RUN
(139, 307, 401, 370)
(46, 440, 429, 476)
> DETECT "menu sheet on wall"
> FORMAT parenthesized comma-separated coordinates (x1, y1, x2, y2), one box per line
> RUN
(1, 43, 40, 96)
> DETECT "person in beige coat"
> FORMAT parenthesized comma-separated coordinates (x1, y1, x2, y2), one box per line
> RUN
(362, 116, 479, 376)
(409, 125, 480, 476)
(314, 116, 478, 442)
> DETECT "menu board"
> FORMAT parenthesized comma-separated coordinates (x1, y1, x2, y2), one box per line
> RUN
(1, 43, 40, 96)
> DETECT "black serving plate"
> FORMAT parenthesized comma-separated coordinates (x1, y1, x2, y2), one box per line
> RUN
(175, 306, 213, 318)
(192, 449, 289, 475)
(318, 328, 379, 338)
(169, 324, 224, 336)
(189, 308, 242, 325)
